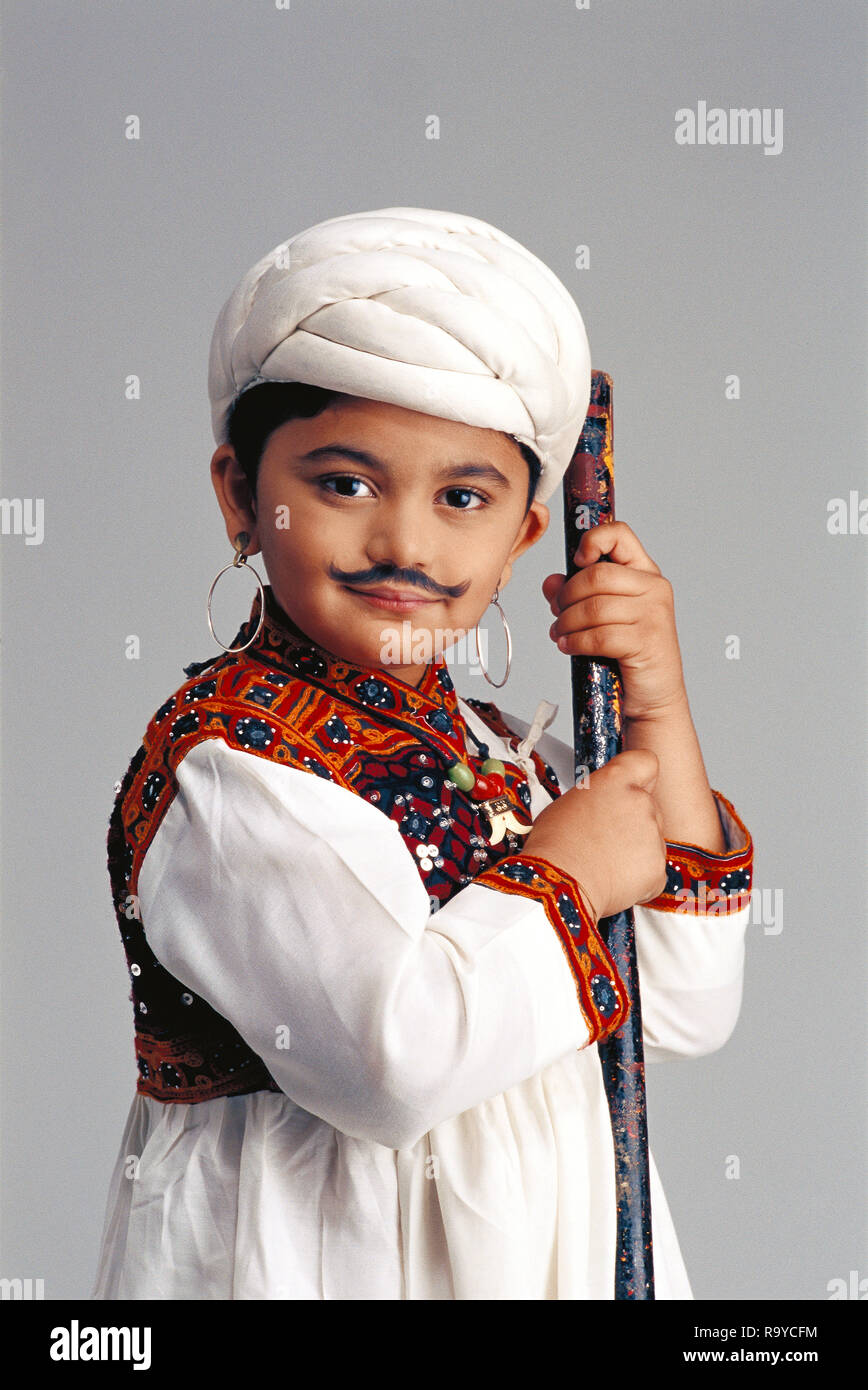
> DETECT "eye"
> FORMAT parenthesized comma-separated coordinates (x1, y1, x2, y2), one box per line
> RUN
(317, 474, 374, 498)
(443, 487, 488, 511)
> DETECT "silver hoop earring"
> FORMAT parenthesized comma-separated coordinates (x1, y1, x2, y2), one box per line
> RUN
(206, 531, 266, 653)
(474, 585, 512, 688)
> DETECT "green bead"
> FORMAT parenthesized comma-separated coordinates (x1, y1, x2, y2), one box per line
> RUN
(481, 758, 505, 777)
(447, 761, 476, 791)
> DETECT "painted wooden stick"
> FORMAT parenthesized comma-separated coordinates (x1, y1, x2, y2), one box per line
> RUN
(561, 370, 655, 1299)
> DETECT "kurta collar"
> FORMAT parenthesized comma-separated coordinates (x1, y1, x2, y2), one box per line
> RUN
(231, 584, 470, 763)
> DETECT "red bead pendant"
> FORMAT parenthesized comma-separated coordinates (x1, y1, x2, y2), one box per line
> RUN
(470, 771, 505, 800)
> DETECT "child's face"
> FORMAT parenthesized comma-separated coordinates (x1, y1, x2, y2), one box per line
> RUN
(211, 394, 549, 687)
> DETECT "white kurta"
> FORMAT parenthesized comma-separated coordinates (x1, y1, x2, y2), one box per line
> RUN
(90, 696, 750, 1300)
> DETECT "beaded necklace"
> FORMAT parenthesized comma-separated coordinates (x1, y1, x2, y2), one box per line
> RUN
(446, 721, 534, 846)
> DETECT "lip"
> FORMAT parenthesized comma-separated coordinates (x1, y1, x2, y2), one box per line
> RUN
(344, 586, 440, 613)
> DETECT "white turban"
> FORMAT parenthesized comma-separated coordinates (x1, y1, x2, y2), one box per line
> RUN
(208, 206, 591, 506)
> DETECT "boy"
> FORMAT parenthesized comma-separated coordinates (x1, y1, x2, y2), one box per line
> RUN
(91, 206, 752, 1299)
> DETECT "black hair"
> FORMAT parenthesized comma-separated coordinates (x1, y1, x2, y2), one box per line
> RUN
(225, 381, 542, 517)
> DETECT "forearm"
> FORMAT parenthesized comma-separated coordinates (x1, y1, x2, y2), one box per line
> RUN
(622, 693, 726, 853)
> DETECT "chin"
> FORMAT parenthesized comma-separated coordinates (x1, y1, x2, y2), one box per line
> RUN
(320, 612, 387, 657)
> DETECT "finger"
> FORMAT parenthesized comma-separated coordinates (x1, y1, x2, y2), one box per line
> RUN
(552, 622, 644, 660)
(555, 564, 655, 606)
(541, 572, 567, 613)
(573, 520, 661, 575)
(550, 596, 643, 640)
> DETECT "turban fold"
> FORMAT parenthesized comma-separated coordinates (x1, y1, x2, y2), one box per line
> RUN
(208, 206, 591, 505)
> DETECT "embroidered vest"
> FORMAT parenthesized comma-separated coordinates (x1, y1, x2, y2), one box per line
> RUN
(108, 586, 628, 1104)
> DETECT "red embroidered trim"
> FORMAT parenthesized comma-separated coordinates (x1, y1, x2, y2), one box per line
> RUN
(641, 789, 753, 915)
(133, 1033, 280, 1104)
(473, 853, 630, 1044)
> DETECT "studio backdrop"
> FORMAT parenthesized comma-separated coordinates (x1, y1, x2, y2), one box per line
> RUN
(1, 0, 864, 1301)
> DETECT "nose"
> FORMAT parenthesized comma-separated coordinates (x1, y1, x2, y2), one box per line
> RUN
(363, 498, 433, 580)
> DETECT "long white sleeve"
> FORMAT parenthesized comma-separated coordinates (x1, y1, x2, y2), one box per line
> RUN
(137, 738, 599, 1151)
(486, 708, 754, 1063)
(631, 789, 750, 1062)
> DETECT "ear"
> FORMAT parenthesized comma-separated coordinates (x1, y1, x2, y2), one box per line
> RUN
(497, 501, 549, 587)
(210, 446, 261, 554)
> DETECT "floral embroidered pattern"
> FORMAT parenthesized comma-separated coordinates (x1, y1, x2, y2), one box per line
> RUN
(109, 586, 564, 1104)
(109, 586, 753, 1104)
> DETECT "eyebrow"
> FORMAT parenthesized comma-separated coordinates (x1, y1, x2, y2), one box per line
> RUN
(297, 444, 512, 490)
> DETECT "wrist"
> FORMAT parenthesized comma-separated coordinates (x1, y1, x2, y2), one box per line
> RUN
(624, 689, 691, 730)
(572, 877, 601, 927)
(521, 833, 606, 925)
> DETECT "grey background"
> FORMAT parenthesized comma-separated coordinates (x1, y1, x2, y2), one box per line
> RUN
(1, 0, 865, 1301)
